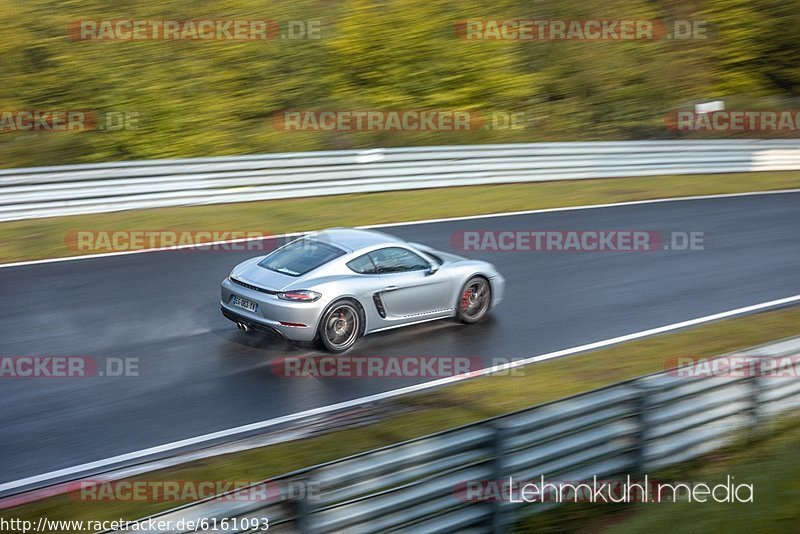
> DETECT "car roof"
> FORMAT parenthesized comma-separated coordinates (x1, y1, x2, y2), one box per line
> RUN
(305, 227, 405, 253)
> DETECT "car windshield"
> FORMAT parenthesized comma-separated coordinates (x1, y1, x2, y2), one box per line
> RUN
(258, 239, 344, 277)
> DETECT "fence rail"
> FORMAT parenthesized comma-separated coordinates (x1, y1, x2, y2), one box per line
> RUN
(2, 140, 800, 222)
(109, 336, 800, 533)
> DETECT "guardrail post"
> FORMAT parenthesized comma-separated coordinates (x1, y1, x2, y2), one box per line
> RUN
(293, 475, 313, 534)
(747, 368, 763, 433)
(633, 381, 652, 476)
(490, 422, 512, 534)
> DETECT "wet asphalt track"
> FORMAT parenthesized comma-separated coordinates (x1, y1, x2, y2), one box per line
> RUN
(1, 192, 800, 483)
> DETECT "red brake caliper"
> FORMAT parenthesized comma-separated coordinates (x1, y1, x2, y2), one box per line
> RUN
(461, 288, 472, 311)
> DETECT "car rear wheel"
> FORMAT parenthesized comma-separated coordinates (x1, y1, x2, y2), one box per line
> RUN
(456, 277, 491, 323)
(318, 299, 361, 352)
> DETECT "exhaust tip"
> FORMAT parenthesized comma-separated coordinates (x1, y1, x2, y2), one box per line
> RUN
(237, 322, 251, 332)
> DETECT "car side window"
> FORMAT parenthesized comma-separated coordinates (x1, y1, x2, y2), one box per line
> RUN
(346, 253, 378, 275)
(369, 247, 430, 274)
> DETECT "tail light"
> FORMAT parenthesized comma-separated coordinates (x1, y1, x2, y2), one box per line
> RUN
(277, 290, 322, 302)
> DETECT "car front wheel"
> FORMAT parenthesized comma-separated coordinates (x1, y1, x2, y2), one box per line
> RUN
(318, 299, 361, 352)
(456, 277, 491, 323)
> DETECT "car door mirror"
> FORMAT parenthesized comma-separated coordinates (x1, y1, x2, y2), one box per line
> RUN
(426, 262, 439, 275)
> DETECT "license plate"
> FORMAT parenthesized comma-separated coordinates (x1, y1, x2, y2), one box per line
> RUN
(232, 295, 258, 313)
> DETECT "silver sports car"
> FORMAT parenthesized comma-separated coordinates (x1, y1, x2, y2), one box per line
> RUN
(220, 227, 505, 352)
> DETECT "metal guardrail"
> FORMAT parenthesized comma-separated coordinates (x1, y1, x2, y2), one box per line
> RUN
(110, 336, 800, 534)
(2, 140, 800, 222)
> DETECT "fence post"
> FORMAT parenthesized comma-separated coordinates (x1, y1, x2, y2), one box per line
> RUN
(490, 422, 512, 534)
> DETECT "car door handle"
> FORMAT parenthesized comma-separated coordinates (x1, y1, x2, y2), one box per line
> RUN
(382, 285, 399, 291)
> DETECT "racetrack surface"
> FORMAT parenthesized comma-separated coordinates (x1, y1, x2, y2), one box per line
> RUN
(1, 192, 799, 484)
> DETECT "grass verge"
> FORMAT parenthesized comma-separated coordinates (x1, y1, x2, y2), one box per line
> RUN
(2, 171, 800, 264)
(515, 413, 800, 533)
(2, 305, 800, 532)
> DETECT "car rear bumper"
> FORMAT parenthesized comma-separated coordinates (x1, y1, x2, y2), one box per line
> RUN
(220, 277, 320, 341)
(220, 306, 289, 339)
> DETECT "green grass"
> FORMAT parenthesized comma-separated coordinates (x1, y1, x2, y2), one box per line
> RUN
(515, 414, 800, 533)
(3, 305, 800, 532)
(608, 415, 800, 534)
(2, 170, 800, 264)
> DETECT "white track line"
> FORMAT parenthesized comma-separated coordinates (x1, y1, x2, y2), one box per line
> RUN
(1, 188, 799, 269)
(3, 292, 800, 494)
